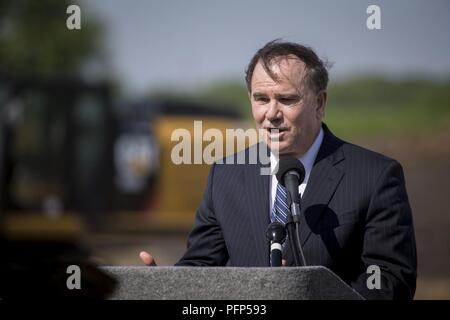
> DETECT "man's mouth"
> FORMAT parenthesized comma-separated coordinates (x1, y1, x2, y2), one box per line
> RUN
(266, 127, 288, 133)
(265, 127, 288, 141)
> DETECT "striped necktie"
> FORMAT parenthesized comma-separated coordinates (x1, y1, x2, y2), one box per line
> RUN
(271, 183, 290, 224)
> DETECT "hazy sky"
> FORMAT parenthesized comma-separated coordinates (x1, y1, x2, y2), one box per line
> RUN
(84, 0, 450, 95)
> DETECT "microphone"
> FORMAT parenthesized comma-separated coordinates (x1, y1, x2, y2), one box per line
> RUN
(266, 221, 287, 267)
(276, 156, 305, 217)
(275, 156, 307, 266)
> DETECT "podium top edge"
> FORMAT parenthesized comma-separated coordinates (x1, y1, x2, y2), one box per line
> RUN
(101, 266, 331, 271)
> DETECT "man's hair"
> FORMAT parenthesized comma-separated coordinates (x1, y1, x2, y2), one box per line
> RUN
(245, 39, 329, 93)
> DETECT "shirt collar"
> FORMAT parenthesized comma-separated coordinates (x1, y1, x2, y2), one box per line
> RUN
(300, 127, 324, 183)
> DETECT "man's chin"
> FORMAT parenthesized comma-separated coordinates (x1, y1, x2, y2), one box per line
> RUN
(266, 143, 291, 156)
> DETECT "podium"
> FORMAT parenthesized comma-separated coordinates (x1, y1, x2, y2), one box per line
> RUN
(101, 266, 363, 300)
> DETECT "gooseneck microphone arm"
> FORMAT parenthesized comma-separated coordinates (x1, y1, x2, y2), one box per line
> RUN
(285, 184, 307, 267)
(284, 203, 301, 266)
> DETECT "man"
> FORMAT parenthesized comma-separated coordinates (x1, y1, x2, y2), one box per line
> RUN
(140, 40, 417, 300)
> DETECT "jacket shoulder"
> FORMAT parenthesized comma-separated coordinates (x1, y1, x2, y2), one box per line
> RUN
(342, 140, 398, 167)
(339, 140, 404, 186)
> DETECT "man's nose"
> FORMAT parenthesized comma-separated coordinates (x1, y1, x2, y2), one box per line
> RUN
(265, 100, 282, 121)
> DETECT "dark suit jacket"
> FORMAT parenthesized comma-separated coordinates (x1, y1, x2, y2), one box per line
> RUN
(175, 124, 417, 300)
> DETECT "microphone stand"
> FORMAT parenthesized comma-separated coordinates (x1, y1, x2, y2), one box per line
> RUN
(285, 192, 307, 266)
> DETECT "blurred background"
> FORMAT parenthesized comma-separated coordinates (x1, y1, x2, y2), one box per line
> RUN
(1, 0, 449, 299)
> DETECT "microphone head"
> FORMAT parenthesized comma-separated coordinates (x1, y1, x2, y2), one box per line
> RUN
(266, 221, 287, 243)
(275, 156, 306, 187)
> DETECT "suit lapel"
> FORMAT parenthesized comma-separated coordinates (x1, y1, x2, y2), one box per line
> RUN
(244, 145, 271, 266)
(284, 125, 346, 265)
(298, 125, 345, 247)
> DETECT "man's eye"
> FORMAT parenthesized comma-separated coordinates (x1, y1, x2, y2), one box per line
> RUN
(279, 98, 298, 105)
(255, 97, 269, 103)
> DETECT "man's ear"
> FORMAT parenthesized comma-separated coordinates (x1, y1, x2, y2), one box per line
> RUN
(316, 90, 327, 119)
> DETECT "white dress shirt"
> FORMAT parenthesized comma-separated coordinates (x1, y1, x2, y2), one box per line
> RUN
(269, 127, 324, 217)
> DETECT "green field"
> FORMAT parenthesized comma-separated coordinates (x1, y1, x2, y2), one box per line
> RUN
(325, 76, 450, 139)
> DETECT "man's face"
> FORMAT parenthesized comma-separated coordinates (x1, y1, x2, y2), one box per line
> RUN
(249, 56, 326, 157)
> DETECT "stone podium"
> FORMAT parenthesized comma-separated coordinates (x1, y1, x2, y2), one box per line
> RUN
(102, 266, 363, 300)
